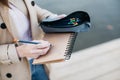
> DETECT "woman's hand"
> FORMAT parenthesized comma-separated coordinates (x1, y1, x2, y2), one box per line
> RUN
(16, 40, 51, 59)
(57, 14, 67, 19)
(42, 14, 66, 22)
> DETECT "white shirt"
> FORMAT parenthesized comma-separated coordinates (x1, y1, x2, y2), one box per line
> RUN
(9, 4, 32, 41)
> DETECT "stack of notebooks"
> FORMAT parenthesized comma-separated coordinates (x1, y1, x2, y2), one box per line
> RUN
(33, 11, 90, 64)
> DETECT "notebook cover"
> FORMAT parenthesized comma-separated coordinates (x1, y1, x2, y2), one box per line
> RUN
(33, 33, 73, 64)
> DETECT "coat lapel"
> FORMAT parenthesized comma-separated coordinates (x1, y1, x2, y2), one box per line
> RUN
(1, 0, 44, 41)
(9, 0, 28, 17)
(10, 0, 44, 40)
(0, 5, 19, 41)
(24, 0, 45, 40)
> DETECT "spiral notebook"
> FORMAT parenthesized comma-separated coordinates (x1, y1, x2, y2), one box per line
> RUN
(33, 33, 77, 64)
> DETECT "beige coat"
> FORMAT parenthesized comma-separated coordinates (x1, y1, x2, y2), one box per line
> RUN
(0, 0, 54, 80)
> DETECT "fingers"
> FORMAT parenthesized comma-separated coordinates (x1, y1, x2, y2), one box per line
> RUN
(57, 14, 67, 18)
(34, 40, 51, 49)
(30, 47, 50, 59)
(35, 43, 50, 49)
(39, 47, 50, 55)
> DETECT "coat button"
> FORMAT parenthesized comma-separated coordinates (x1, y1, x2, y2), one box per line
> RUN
(0, 23, 7, 29)
(6, 73, 12, 78)
(31, 1, 35, 6)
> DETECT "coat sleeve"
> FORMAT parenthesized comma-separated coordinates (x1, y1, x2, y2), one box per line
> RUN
(34, 4, 57, 22)
(0, 44, 20, 64)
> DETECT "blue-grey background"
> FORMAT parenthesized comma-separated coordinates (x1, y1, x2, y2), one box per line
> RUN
(35, 0, 120, 52)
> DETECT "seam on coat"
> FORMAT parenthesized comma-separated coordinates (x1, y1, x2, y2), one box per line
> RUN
(7, 44, 13, 64)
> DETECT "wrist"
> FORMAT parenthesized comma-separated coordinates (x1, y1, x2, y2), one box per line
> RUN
(16, 46, 24, 58)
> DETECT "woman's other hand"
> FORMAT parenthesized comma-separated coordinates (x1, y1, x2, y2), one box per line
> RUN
(57, 14, 66, 19)
(42, 14, 66, 22)
(16, 40, 51, 59)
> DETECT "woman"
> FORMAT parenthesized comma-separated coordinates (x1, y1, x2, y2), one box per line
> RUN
(0, 0, 63, 80)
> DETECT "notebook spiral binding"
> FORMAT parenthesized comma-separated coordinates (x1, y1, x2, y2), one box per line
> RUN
(65, 32, 78, 60)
